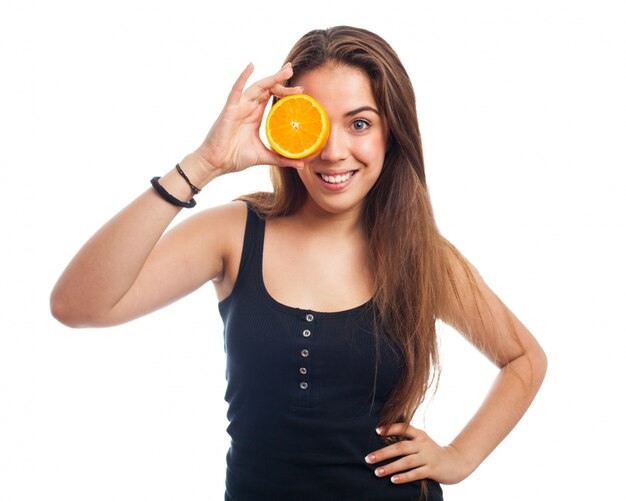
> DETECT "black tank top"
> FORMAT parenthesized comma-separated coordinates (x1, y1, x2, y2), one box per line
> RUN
(218, 204, 443, 500)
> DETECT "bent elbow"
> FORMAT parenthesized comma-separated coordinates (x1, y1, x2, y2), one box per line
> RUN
(50, 288, 123, 328)
(49, 287, 102, 328)
(50, 293, 84, 328)
(528, 341, 548, 391)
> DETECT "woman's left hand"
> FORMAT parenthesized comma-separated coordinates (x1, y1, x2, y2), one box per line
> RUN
(365, 424, 471, 485)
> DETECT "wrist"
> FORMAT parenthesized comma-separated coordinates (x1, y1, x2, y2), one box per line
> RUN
(153, 155, 218, 207)
(444, 443, 479, 481)
(179, 151, 223, 188)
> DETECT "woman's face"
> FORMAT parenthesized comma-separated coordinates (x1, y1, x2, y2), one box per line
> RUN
(292, 64, 387, 217)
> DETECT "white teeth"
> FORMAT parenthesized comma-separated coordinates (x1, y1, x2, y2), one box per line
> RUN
(320, 171, 355, 184)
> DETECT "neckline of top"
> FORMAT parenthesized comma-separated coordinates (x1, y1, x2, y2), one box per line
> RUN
(256, 213, 373, 318)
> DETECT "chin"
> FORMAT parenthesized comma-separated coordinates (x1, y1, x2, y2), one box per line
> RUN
(305, 195, 365, 217)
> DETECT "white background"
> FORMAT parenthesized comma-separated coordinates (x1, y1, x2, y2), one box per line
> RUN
(1, 0, 624, 499)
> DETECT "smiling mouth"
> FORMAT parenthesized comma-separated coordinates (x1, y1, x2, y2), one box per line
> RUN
(317, 171, 357, 184)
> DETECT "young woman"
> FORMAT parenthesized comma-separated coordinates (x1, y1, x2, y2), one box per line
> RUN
(51, 26, 547, 500)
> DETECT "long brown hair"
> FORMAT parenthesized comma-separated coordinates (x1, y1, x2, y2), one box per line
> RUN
(239, 26, 478, 427)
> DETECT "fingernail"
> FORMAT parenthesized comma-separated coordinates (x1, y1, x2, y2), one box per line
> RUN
(391, 475, 400, 483)
(282, 62, 292, 69)
(375, 468, 385, 477)
(364, 454, 374, 464)
(376, 427, 382, 435)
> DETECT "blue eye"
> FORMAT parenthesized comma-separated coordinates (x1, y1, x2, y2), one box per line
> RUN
(352, 119, 371, 131)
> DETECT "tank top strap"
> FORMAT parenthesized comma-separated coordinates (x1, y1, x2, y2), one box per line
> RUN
(219, 203, 265, 310)
(243, 202, 266, 272)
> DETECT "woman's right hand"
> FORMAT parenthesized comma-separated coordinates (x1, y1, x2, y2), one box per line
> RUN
(193, 62, 305, 177)
(51, 64, 305, 328)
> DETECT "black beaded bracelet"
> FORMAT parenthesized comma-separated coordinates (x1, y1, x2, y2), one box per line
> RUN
(176, 163, 201, 194)
(150, 176, 197, 208)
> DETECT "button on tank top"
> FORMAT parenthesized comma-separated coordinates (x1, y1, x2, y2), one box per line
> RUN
(218, 204, 443, 500)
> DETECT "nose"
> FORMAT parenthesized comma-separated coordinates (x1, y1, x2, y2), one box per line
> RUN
(319, 125, 348, 163)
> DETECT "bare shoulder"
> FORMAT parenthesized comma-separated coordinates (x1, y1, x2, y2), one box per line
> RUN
(84, 200, 249, 327)
(185, 200, 248, 300)
(437, 237, 543, 368)
(437, 237, 505, 332)
(182, 199, 247, 228)
(174, 199, 248, 272)
(149, 199, 248, 288)
(207, 200, 249, 281)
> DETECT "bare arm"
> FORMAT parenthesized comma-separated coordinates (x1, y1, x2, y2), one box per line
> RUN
(437, 246, 548, 479)
(50, 168, 229, 327)
(366, 243, 547, 484)
(50, 63, 304, 327)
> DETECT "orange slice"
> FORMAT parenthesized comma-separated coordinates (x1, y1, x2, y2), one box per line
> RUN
(265, 94, 330, 159)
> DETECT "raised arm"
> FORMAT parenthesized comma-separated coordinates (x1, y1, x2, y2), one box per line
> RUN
(50, 63, 304, 328)
(365, 241, 547, 485)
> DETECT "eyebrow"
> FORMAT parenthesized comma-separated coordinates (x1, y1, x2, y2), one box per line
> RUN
(344, 106, 380, 117)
